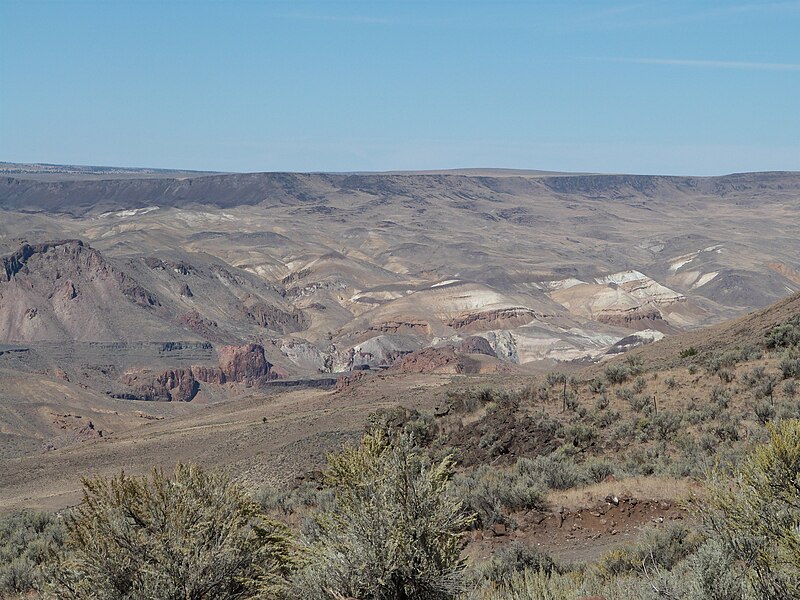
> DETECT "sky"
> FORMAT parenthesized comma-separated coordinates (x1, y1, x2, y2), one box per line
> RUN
(1, 0, 799, 175)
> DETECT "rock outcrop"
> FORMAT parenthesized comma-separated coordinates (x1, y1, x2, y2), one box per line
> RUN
(244, 302, 308, 333)
(121, 368, 199, 402)
(349, 335, 422, 369)
(446, 307, 540, 332)
(368, 319, 431, 336)
(177, 310, 220, 340)
(213, 343, 277, 385)
(390, 347, 480, 374)
(0, 240, 173, 342)
(334, 370, 368, 393)
(118, 343, 280, 401)
(596, 306, 664, 327)
(456, 336, 497, 357)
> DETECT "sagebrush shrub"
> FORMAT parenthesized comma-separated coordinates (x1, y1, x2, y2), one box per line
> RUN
(754, 401, 776, 425)
(605, 364, 631, 384)
(779, 350, 800, 379)
(477, 542, 560, 583)
(53, 464, 294, 600)
(291, 431, 473, 600)
(0, 511, 64, 597)
(766, 316, 800, 349)
(706, 419, 800, 599)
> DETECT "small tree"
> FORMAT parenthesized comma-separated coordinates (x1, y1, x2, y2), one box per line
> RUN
(291, 430, 473, 600)
(705, 419, 800, 599)
(53, 463, 294, 599)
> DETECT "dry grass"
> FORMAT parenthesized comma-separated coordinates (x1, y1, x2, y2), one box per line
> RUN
(546, 476, 701, 511)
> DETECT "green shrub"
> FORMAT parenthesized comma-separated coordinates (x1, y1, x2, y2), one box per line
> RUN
(711, 385, 730, 407)
(563, 390, 579, 412)
(53, 464, 294, 599)
(779, 350, 800, 379)
(741, 366, 767, 388)
(706, 351, 739, 373)
(589, 379, 606, 394)
(680, 346, 698, 358)
(291, 430, 473, 600)
(628, 394, 652, 414)
(766, 316, 800, 349)
(592, 408, 618, 429)
(0, 511, 65, 598)
(583, 458, 616, 483)
(705, 419, 800, 599)
(562, 423, 597, 448)
(528, 449, 586, 490)
(255, 480, 334, 516)
(625, 354, 645, 374)
(653, 411, 682, 440)
(753, 375, 779, 401)
(707, 347, 761, 374)
(605, 364, 631, 384)
(754, 401, 776, 425)
(368, 406, 439, 445)
(713, 416, 740, 442)
(633, 376, 648, 393)
(681, 539, 750, 600)
(477, 542, 560, 583)
(453, 458, 552, 529)
(597, 523, 702, 578)
(465, 568, 582, 600)
(718, 368, 735, 383)
(446, 388, 497, 414)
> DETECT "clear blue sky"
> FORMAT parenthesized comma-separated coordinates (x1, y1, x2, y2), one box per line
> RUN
(1, 1, 798, 175)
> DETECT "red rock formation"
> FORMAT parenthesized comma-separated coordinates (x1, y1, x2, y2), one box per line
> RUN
(120, 344, 284, 402)
(390, 347, 479, 374)
(446, 307, 539, 332)
(368, 319, 431, 335)
(190, 365, 226, 384)
(177, 310, 220, 340)
(456, 336, 497, 357)
(62, 281, 77, 300)
(217, 343, 276, 384)
(121, 368, 199, 402)
(334, 370, 368, 392)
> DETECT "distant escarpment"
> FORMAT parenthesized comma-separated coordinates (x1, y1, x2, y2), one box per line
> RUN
(3, 170, 800, 216)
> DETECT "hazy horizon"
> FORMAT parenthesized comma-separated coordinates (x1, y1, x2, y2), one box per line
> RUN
(3, 159, 800, 179)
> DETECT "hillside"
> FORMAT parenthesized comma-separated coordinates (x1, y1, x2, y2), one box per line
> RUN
(1, 169, 798, 376)
(2, 288, 798, 517)
(1, 167, 798, 481)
